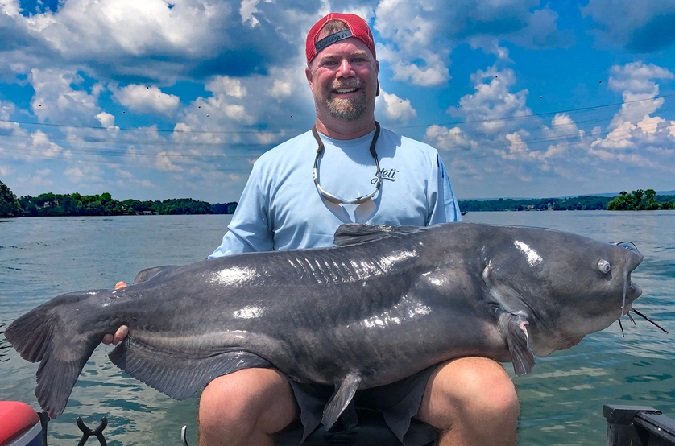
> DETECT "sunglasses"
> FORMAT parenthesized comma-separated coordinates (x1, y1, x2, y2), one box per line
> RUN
(312, 122, 381, 205)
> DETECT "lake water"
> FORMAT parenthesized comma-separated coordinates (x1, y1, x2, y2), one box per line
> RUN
(1, 212, 673, 445)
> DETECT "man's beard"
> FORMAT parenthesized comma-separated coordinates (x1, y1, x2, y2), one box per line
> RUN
(325, 90, 367, 121)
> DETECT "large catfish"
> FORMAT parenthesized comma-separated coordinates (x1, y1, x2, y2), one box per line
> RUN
(5, 222, 644, 429)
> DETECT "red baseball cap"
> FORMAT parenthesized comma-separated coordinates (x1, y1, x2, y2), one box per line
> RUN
(305, 13, 376, 64)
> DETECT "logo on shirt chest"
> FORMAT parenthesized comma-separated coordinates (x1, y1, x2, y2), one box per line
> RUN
(371, 167, 398, 184)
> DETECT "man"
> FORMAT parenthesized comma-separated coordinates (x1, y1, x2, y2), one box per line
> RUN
(106, 13, 519, 446)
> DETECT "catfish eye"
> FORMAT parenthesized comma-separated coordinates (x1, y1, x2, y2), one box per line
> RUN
(598, 259, 611, 274)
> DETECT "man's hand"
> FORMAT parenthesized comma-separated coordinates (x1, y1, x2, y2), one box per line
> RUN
(102, 281, 129, 345)
(102, 325, 128, 345)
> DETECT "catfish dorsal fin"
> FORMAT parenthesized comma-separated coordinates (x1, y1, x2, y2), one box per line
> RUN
(133, 265, 179, 284)
(333, 224, 423, 247)
(321, 373, 362, 430)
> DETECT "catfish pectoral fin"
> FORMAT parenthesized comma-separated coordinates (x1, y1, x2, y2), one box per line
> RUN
(321, 373, 362, 430)
(500, 313, 535, 375)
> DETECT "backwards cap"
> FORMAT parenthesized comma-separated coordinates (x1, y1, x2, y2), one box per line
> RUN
(305, 13, 376, 64)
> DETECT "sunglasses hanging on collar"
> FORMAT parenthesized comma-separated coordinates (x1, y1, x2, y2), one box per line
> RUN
(312, 122, 381, 205)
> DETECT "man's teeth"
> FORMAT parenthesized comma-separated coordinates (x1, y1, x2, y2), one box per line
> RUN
(336, 88, 356, 93)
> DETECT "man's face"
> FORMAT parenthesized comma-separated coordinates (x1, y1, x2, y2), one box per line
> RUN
(306, 37, 379, 122)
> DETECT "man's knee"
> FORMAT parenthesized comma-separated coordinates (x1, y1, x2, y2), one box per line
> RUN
(463, 358, 519, 420)
(420, 357, 520, 428)
(198, 368, 296, 444)
(448, 357, 517, 415)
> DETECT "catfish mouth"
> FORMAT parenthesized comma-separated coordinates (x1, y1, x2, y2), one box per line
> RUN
(623, 269, 642, 308)
(619, 244, 644, 312)
(615, 246, 667, 334)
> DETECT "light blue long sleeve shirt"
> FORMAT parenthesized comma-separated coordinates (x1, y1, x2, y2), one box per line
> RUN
(209, 127, 462, 257)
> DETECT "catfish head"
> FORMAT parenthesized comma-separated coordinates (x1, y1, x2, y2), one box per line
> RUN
(481, 226, 643, 375)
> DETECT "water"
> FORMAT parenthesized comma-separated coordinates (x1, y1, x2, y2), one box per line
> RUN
(0, 212, 673, 445)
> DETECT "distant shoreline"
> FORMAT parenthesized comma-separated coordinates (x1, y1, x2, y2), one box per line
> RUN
(1, 188, 673, 218)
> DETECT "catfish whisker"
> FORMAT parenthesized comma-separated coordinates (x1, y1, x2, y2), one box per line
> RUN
(621, 269, 628, 316)
(632, 309, 669, 334)
(626, 311, 637, 326)
(618, 318, 624, 337)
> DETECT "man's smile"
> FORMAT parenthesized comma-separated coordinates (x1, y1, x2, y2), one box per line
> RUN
(335, 88, 358, 94)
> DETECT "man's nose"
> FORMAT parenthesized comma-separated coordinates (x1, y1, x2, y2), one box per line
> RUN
(337, 59, 355, 77)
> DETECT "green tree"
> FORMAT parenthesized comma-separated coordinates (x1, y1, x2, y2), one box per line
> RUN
(640, 189, 659, 210)
(609, 189, 664, 210)
(0, 180, 22, 217)
(608, 191, 630, 210)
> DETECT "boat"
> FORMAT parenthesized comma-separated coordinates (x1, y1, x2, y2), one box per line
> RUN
(2, 400, 675, 445)
(0, 401, 42, 446)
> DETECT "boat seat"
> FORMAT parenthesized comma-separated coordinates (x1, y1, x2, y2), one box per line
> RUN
(274, 407, 437, 446)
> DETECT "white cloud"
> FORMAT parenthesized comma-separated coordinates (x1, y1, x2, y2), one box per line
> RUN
(173, 66, 312, 150)
(608, 62, 674, 94)
(269, 79, 293, 99)
(31, 0, 219, 57)
(424, 125, 477, 152)
(1, 0, 20, 16)
(468, 37, 511, 61)
(374, 0, 563, 86)
(96, 112, 116, 129)
(376, 91, 416, 122)
(637, 116, 665, 135)
(455, 66, 532, 136)
(590, 62, 675, 156)
(112, 85, 180, 117)
(65, 163, 103, 181)
(30, 130, 68, 159)
(154, 151, 184, 171)
(0, 101, 20, 135)
(29, 68, 101, 124)
(504, 132, 530, 158)
(543, 113, 581, 140)
(0, 0, 315, 84)
(206, 77, 247, 99)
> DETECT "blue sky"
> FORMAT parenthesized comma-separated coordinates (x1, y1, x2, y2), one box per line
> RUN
(1, 0, 674, 202)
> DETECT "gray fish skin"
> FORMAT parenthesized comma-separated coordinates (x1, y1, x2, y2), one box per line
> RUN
(5, 222, 643, 423)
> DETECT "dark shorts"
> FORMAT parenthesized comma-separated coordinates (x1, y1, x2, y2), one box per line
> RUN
(282, 366, 439, 446)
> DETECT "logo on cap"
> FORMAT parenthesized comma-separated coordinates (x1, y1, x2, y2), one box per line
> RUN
(306, 13, 376, 64)
(315, 29, 353, 54)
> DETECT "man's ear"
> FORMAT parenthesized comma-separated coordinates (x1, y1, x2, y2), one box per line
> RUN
(305, 66, 313, 89)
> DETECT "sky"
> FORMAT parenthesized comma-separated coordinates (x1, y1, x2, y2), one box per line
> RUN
(1, 0, 674, 203)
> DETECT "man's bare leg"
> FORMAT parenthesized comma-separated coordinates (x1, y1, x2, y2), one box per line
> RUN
(417, 357, 519, 446)
(198, 368, 296, 446)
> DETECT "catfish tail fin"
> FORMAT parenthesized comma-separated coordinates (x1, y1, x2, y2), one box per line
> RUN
(5, 292, 112, 418)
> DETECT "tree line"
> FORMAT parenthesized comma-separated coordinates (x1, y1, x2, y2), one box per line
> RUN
(461, 189, 674, 212)
(1, 180, 673, 218)
(459, 195, 612, 212)
(0, 182, 237, 217)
